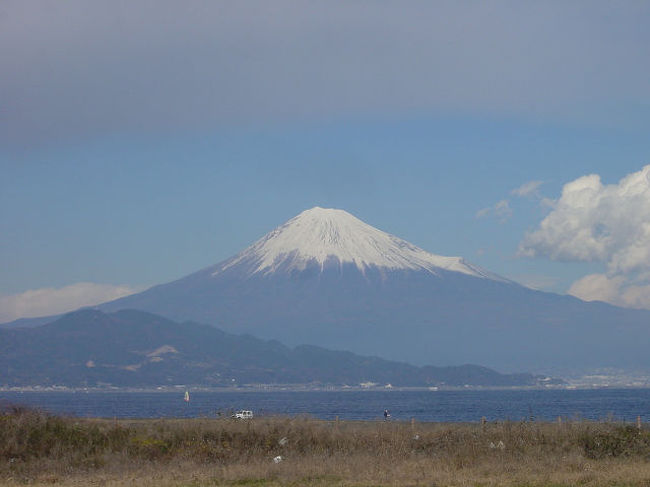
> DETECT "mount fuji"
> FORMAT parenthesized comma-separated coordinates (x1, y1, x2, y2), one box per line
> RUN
(10, 207, 650, 373)
(87, 206, 650, 373)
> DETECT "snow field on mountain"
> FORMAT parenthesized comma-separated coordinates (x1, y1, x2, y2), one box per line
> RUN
(219, 207, 497, 279)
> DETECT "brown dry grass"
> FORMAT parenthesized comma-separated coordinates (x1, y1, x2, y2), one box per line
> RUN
(2, 405, 650, 486)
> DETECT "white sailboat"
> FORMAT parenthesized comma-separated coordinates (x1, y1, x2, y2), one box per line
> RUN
(184, 390, 190, 403)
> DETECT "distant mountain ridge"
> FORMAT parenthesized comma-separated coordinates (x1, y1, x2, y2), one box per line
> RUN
(0, 309, 552, 388)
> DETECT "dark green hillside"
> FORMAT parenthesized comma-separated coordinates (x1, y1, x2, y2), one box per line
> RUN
(0, 309, 557, 388)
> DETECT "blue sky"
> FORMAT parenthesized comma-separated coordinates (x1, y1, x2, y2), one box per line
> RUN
(2, 1, 650, 321)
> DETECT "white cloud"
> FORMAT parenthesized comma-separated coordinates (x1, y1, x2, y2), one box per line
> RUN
(511, 180, 544, 198)
(476, 199, 512, 223)
(568, 273, 650, 309)
(520, 165, 650, 309)
(620, 283, 650, 309)
(567, 274, 626, 304)
(0, 282, 138, 323)
(477, 181, 545, 224)
(520, 166, 650, 269)
(540, 197, 556, 209)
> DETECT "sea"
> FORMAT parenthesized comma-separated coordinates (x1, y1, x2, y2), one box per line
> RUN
(2, 388, 650, 422)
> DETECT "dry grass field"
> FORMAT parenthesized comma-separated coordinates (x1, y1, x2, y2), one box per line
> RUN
(2, 405, 650, 486)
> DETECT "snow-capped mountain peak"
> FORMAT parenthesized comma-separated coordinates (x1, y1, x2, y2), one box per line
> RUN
(218, 207, 500, 279)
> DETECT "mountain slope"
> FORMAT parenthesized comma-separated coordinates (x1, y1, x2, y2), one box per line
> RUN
(0, 309, 548, 387)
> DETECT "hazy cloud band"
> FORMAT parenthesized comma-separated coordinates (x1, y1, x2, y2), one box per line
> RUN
(2, 1, 650, 148)
(0, 283, 138, 323)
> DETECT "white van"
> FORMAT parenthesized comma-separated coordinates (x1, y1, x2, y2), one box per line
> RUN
(233, 410, 253, 419)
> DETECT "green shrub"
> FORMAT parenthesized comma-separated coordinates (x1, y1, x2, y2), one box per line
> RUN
(582, 425, 650, 459)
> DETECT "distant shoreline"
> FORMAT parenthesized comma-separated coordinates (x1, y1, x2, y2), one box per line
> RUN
(1, 384, 648, 393)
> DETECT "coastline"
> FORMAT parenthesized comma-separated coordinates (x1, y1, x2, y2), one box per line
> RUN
(2, 383, 648, 393)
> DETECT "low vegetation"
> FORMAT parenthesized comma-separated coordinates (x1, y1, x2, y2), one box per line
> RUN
(2, 404, 650, 486)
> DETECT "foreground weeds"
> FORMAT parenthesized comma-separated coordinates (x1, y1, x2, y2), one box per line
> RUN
(1, 405, 650, 486)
